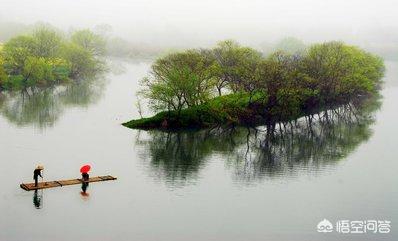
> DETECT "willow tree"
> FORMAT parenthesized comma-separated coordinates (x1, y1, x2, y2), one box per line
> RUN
(253, 52, 304, 118)
(31, 27, 63, 58)
(71, 29, 106, 56)
(302, 41, 385, 103)
(211, 40, 263, 95)
(60, 43, 97, 78)
(140, 49, 216, 115)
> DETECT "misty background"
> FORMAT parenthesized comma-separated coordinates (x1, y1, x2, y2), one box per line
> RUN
(0, 0, 397, 59)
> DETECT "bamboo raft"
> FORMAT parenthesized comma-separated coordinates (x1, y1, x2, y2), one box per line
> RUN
(20, 175, 117, 191)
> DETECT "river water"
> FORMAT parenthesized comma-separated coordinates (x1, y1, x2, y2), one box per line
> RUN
(0, 60, 396, 241)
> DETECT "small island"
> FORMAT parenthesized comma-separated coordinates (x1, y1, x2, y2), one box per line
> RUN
(122, 40, 385, 129)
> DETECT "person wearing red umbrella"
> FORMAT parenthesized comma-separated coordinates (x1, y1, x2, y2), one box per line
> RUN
(80, 165, 91, 196)
(80, 164, 91, 181)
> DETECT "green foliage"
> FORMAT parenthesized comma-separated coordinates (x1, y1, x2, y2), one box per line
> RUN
(131, 40, 385, 129)
(254, 52, 314, 119)
(0, 26, 105, 90)
(124, 93, 263, 129)
(3, 75, 24, 89)
(60, 43, 97, 78)
(211, 40, 263, 95)
(2, 35, 36, 75)
(22, 56, 54, 86)
(0, 52, 7, 88)
(140, 49, 216, 113)
(302, 41, 385, 102)
(31, 27, 63, 58)
(71, 29, 106, 56)
(48, 58, 71, 81)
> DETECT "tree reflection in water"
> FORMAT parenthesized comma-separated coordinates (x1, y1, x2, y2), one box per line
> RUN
(135, 96, 381, 186)
(0, 77, 106, 129)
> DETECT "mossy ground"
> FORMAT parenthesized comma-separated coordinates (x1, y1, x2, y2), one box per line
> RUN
(123, 93, 265, 129)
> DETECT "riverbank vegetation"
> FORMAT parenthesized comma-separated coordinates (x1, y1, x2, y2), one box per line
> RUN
(0, 26, 105, 91)
(124, 40, 385, 129)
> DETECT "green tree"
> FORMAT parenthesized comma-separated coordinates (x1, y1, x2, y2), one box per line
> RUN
(1, 35, 35, 75)
(0, 53, 7, 88)
(211, 40, 263, 95)
(302, 41, 385, 102)
(22, 56, 54, 86)
(48, 58, 71, 81)
(71, 29, 106, 56)
(60, 43, 97, 78)
(140, 50, 216, 114)
(255, 52, 294, 113)
(32, 27, 63, 58)
(130, 40, 385, 129)
(0, 26, 104, 90)
(254, 52, 319, 119)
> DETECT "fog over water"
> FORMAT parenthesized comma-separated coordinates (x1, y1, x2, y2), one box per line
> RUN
(1, 0, 397, 48)
(0, 1, 397, 240)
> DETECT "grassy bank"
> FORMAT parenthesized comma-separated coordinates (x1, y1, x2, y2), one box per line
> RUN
(122, 91, 347, 129)
(123, 91, 377, 130)
(123, 93, 265, 129)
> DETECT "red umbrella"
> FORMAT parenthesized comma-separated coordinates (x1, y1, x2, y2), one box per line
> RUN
(80, 165, 91, 173)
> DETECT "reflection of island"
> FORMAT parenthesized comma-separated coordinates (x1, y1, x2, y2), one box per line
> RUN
(0, 77, 106, 129)
(135, 96, 381, 185)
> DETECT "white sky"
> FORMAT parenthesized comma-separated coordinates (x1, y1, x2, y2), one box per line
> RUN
(0, 0, 397, 46)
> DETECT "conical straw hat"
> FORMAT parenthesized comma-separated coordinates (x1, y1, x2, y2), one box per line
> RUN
(37, 165, 44, 170)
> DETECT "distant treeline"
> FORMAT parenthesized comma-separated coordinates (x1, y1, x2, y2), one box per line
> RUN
(124, 40, 385, 129)
(0, 26, 105, 90)
(106, 37, 165, 59)
(260, 37, 398, 61)
(1, 21, 396, 60)
(0, 21, 167, 60)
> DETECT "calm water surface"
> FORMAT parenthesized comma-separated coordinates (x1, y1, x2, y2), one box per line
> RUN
(0, 60, 397, 241)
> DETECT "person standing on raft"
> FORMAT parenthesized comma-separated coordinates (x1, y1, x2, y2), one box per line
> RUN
(80, 164, 91, 181)
(82, 172, 89, 181)
(80, 164, 91, 196)
(81, 172, 89, 196)
(33, 165, 44, 187)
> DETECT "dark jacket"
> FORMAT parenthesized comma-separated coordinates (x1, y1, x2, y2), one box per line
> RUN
(82, 172, 89, 181)
(33, 169, 42, 180)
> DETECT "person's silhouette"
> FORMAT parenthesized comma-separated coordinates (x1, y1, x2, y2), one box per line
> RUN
(80, 182, 90, 200)
(81, 182, 89, 193)
(33, 190, 42, 209)
(33, 165, 44, 187)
